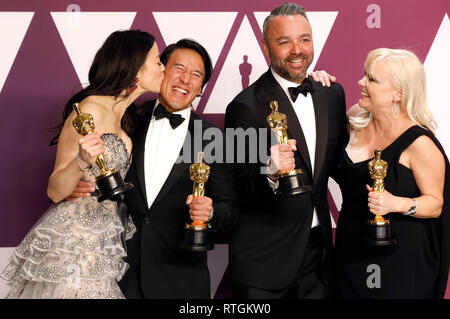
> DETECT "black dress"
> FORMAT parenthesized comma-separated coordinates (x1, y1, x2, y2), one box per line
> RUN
(334, 125, 450, 298)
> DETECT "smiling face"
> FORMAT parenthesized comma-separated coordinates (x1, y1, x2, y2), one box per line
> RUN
(263, 14, 314, 84)
(159, 48, 205, 112)
(358, 59, 401, 114)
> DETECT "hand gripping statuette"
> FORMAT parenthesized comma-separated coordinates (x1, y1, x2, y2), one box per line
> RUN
(267, 100, 312, 196)
(72, 103, 133, 202)
(363, 149, 397, 246)
(180, 152, 214, 251)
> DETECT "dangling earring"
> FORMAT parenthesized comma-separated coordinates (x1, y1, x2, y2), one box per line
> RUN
(128, 77, 139, 93)
(392, 102, 399, 119)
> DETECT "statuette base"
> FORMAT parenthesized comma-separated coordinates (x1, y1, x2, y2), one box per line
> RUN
(363, 221, 397, 246)
(96, 171, 134, 202)
(180, 226, 214, 252)
(278, 169, 312, 197)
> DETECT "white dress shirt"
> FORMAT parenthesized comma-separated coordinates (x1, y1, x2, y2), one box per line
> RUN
(270, 68, 319, 228)
(144, 101, 191, 209)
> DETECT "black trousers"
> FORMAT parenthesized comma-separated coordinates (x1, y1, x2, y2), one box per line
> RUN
(118, 262, 145, 299)
(234, 226, 329, 299)
(118, 227, 145, 299)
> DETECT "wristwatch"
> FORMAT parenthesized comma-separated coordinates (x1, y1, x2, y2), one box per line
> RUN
(404, 198, 417, 216)
(265, 159, 279, 183)
(267, 173, 279, 183)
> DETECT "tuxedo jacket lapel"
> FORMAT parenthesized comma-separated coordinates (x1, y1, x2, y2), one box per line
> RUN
(311, 82, 329, 183)
(262, 70, 312, 174)
(133, 100, 157, 208)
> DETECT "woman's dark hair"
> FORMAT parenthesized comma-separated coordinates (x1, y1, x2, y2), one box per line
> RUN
(160, 38, 213, 89)
(50, 29, 155, 145)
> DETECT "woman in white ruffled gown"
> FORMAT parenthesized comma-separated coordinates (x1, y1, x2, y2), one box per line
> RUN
(0, 30, 165, 299)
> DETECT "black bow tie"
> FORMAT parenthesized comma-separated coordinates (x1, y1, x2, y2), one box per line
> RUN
(288, 77, 314, 102)
(153, 104, 185, 129)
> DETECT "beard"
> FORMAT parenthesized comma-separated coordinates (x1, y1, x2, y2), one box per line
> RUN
(270, 52, 313, 83)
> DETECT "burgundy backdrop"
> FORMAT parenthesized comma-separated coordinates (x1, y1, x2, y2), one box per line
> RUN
(0, 0, 449, 298)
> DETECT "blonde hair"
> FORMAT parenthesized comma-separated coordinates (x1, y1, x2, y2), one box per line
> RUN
(349, 48, 436, 133)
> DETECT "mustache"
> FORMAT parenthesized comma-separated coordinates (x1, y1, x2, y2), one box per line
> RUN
(285, 55, 308, 61)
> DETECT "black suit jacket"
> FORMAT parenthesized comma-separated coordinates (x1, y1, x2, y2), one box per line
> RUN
(224, 69, 347, 290)
(119, 100, 238, 298)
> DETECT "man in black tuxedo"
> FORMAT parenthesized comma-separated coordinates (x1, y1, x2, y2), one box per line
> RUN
(225, 3, 347, 298)
(118, 39, 238, 298)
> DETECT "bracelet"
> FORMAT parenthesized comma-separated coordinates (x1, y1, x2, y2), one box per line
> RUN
(404, 198, 417, 216)
(76, 152, 92, 171)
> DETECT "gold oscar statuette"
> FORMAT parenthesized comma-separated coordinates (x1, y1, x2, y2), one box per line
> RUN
(180, 152, 214, 251)
(364, 149, 397, 246)
(267, 100, 312, 196)
(72, 103, 133, 202)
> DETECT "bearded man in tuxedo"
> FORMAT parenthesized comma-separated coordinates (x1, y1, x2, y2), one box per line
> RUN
(225, 3, 347, 299)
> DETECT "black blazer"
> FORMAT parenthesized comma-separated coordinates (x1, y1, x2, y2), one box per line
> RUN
(120, 100, 238, 298)
(224, 69, 347, 290)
